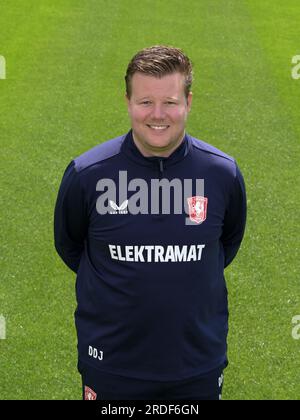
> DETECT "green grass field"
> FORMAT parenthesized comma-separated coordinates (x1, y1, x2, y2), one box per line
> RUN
(1, 0, 299, 400)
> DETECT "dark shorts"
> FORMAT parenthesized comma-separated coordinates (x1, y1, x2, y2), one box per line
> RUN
(79, 361, 225, 401)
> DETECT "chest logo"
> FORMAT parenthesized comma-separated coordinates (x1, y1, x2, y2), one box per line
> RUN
(109, 200, 129, 214)
(187, 196, 208, 224)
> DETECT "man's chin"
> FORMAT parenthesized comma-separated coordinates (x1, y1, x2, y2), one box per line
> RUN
(146, 140, 172, 150)
(132, 129, 185, 157)
(143, 138, 177, 152)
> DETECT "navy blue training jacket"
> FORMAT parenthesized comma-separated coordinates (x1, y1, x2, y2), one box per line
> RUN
(54, 129, 247, 381)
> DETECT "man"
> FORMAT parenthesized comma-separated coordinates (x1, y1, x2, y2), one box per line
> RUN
(54, 45, 247, 400)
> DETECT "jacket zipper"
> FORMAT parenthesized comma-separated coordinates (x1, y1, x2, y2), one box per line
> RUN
(159, 159, 164, 179)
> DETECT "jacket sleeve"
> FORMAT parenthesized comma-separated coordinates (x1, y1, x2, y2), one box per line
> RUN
(54, 161, 88, 273)
(221, 162, 247, 268)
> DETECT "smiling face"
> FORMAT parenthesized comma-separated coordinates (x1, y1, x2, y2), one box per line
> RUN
(125, 72, 192, 157)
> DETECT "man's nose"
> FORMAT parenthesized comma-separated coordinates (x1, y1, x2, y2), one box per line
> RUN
(151, 104, 166, 120)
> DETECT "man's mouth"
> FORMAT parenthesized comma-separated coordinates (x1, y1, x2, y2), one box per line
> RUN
(147, 124, 170, 131)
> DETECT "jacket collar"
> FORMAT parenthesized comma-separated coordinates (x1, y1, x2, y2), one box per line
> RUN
(121, 129, 192, 170)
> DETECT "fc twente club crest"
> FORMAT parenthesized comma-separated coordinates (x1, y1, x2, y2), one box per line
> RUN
(187, 196, 208, 224)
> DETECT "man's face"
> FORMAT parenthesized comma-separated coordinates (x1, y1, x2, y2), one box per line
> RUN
(126, 72, 192, 157)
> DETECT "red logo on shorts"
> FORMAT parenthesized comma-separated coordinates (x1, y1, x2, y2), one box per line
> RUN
(84, 386, 97, 400)
(187, 196, 208, 224)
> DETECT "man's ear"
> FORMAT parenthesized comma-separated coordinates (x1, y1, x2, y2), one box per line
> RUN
(187, 91, 193, 112)
(125, 93, 130, 111)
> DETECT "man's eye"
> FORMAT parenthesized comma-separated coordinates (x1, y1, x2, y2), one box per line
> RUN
(141, 101, 151, 105)
(166, 102, 176, 105)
